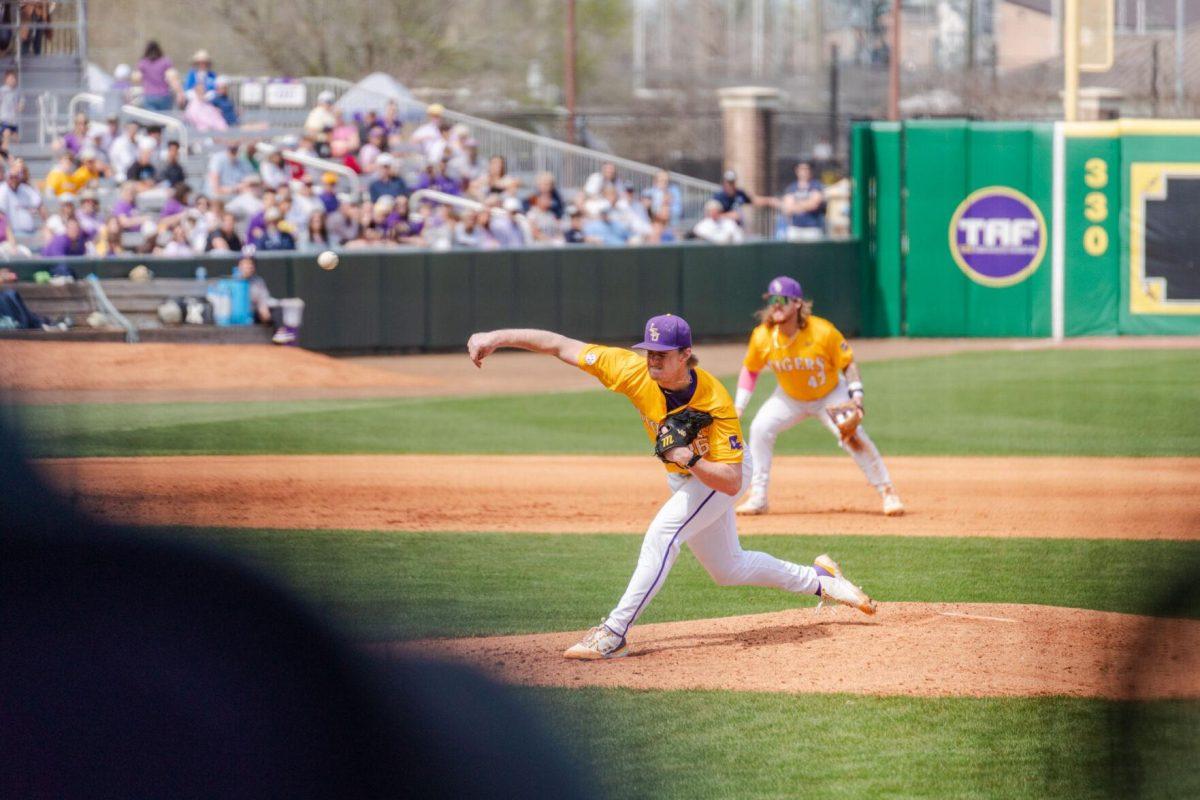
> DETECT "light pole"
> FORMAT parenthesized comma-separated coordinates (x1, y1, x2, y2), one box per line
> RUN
(565, 0, 578, 144)
(1064, 0, 1079, 121)
(888, 0, 901, 121)
(1176, 0, 1185, 112)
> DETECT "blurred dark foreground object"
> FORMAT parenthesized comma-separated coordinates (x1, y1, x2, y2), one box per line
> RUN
(0, 418, 593, 799)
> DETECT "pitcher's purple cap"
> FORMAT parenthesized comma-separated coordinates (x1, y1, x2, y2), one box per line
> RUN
(765, 275, 803, 299)
(635, 313, 692, 352)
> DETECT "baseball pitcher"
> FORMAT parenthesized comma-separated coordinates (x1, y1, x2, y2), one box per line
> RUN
(467, 313, 877, 660)
(734, 276, 904, 517)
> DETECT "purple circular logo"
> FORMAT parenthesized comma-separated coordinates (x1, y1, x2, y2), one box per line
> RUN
(948, 187, 1046, 287)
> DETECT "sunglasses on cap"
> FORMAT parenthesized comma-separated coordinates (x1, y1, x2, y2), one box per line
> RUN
(768, 295, 794, 306)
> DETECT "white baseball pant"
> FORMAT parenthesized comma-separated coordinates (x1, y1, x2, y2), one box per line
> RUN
(603, 453, 820, 637)
(747, 379, 892, 497)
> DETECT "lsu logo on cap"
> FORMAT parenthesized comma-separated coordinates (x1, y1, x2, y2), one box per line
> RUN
(728, 434, 743, 451)
(649, 323, 660, 342)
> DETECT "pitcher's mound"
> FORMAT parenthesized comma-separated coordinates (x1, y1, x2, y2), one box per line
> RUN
(391, 603, 1200, 700)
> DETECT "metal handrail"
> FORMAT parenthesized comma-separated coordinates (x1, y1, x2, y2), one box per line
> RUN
(445, 112, 714, 195)
(36, 94, 53, 146)
(120, 104, 189, 152)
(256, 144, 361, 194)
(85, 274, 139, 344)
(67, 92, 103, 121)
(409, 189, 504, 218)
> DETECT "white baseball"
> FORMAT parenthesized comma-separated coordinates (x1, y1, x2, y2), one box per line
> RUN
(317, 250, 339, 271)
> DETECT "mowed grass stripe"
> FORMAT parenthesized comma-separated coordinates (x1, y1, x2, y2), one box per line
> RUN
(160, 529, 1200, 641)
(522, 687, 1199, 800)
(12, 349, 1200, 457)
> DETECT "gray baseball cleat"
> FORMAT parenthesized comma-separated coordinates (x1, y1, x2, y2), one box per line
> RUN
(563, 621, 629, 660)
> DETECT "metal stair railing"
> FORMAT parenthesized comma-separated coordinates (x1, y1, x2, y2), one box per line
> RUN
(409, 189, 496, 217)
(68, 91, 102, 121)
(85, 274, 138, 344)
(254, 143, 361, 194)
(120, 104, 188, 152)
(36, 92, 54, 145)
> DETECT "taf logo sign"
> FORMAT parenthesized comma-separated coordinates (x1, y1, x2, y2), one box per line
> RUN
(948, 187, 1047, 287)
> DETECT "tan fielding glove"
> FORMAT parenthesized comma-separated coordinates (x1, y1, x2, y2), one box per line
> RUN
(825, 401, 863, 443)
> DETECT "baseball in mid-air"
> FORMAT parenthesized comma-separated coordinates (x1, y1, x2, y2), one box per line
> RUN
(317, 250, 339, 271)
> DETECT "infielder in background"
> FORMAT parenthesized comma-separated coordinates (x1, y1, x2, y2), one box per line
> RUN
(734, 276, 904, 517)
(467, 314, 877, 660)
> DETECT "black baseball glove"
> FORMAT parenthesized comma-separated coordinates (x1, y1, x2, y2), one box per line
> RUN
(654, 408, 714, 465)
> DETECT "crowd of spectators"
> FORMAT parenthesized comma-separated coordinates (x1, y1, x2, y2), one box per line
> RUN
(0, 38, 837, 260)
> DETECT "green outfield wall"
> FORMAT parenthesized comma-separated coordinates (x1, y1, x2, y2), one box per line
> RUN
(7, 241, 862, 351)
(853, 118, 1200, 337)
(851, 122, 903, 338)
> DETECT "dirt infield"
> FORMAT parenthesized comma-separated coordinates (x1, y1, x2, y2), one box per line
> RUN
(388, 603, 1200, 699)
(0, 341, 439, 404)
(35, 454, 1200, 539)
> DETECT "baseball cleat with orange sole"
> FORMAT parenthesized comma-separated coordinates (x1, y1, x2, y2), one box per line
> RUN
(813, 554, 877, 615)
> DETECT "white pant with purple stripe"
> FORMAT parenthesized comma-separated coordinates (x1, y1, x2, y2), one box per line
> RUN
(604, 454, 820, 638)
(747, 379, 892, 497)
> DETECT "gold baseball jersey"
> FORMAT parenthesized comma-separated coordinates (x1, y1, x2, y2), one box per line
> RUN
(742, 315, 854, 401)
(577, 344, 745, 474)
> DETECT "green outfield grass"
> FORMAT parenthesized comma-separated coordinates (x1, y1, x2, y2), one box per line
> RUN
(525, 688, 1200, 800)
(12, 349, 1200, 457)
(163, 528, 1200, 641)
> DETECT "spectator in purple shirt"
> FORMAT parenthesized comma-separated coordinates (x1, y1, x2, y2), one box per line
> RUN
(385, 195, 424, 243)
(371, 195, 397, 233)
(416, 158, 459, 196)
(77, 192, 102, 239)
(245, 188, 277, 242)
(317, 172, 339, 213)
(138, 41, 176, 112)
(110, 183, 145, 232)
(42, 218, 88, 257)
(355, 109, 380, 143)
(159, 183, 193, 229)
(57, 114, 89, 156)
(380, 100, 403, 136)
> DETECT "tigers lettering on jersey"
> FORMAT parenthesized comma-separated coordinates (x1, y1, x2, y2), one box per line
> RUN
(577, 344, 744, 474)
(742, 315, 854, 401)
